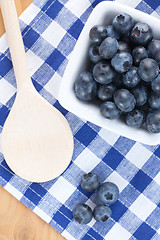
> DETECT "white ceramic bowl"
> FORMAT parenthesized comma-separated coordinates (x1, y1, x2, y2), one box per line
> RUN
(58, 1, 160, 145)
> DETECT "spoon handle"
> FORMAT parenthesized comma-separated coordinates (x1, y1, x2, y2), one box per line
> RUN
(0, 0, 33, 90)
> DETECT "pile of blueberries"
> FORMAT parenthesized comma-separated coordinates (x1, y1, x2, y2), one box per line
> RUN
(73, 173, 119, 224)
(74, 13, 160, 133)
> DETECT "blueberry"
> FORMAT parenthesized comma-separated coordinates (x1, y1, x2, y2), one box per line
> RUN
(111, 52, 133, 73)
(130, 22, 153, 46)
(106, 25, 120, 39)
(93, 61, 116, 84)
(97, 83, 116, 101)
(99, 37, 118, 59)
(93, 205, 112, 222)
(148, 92, 160, 110)
(74, 72, 97, 101)
(118, 41, 131, 53)
(151, 75, 160, 93)
(114, 89, 136, 112)
(112, 13, 134, 35)
(73, 204, 93, 224)
(125, 109, 145, 128)
(146, 111, 160, 133)
(122, 66, 141, 88)
(132, 46, 148, 66)
(138, 58, 159, 82)
(131, 84, 147, 107)
(89, 44, 102, 63)
(89, 25, 107, 44)
(100, 101, 121, 120)
(80, 172, 101, 192)
(97, 182, 119, 205)
(148, 40, 160, 65)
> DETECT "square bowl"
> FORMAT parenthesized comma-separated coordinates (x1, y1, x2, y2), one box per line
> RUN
(58, 1, 160, 145)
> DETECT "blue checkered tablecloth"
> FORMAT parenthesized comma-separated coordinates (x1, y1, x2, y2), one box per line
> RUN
(0, 0, 160, 239)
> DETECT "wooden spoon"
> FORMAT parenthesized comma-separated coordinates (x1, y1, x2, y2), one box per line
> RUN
(0, 0, 74, 182)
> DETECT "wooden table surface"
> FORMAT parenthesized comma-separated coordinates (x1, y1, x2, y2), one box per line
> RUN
(0, 0, 65, 239)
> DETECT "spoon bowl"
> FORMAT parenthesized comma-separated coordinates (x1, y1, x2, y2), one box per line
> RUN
(2, 89, 74, 182)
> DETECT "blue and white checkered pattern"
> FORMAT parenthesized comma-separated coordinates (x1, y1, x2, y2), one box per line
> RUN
(0, 0, 160, 239)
